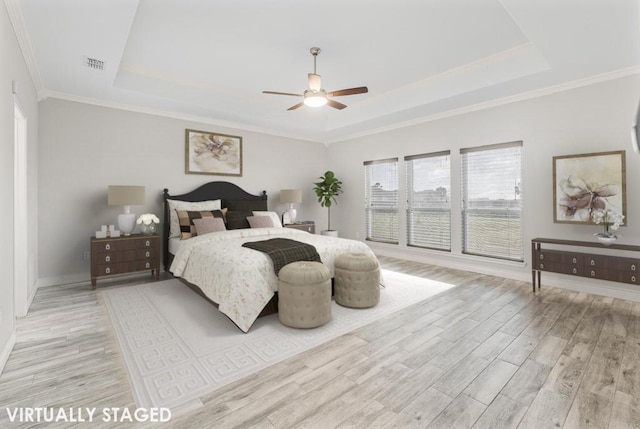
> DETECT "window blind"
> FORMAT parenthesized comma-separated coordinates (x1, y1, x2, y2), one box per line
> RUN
(364, 158, 399, 243)
(461, 141, 523, 261)
(405, 151, 451, 251)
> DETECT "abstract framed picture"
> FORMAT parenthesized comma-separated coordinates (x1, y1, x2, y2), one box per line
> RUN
(553, 150, 626, 224)
(185, 129, 243, 176)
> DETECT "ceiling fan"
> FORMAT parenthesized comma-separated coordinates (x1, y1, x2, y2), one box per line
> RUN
(263, 47, 368, 111)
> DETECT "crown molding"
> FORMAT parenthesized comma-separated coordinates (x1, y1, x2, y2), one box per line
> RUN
(327, 65, 640, 145)
(42, 90, 323, 144)
(4, 0, 45, 99)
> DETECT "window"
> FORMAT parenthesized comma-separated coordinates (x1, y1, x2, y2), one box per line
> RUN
(364, 158, 399, 243)
(461, 141, 523, 261)
(405, 151, 451, 251)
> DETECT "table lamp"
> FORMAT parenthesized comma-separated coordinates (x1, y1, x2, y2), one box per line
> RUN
(280, 189, 302, 224)
(108, 185, 145, 235)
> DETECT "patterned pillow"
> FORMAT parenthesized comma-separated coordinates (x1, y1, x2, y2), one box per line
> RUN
(192, 217, 226, 236)
(177, 209, 224, 239)
(246, 216, 274, 229)
(167, 199, 221, 238)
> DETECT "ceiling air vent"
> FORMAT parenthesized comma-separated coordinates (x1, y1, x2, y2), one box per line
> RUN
(83, 56, 105, 71)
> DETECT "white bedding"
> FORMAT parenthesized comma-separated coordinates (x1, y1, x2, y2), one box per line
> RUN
(169, 227, 376, 332)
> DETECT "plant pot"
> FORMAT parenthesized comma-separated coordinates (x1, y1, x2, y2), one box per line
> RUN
(594, 232, 617, 246)
(321, 230, 339, 237)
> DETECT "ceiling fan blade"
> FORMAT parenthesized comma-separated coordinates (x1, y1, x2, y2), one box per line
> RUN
(327, 99, 347, 110)
(308, 73, 322, 91)
(327, 86, 369, 97)
(263, 91, 303, 97)
(287, 102, 305, 111)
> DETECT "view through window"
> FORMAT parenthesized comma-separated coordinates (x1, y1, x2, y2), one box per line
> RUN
(461, 142, 523, 261)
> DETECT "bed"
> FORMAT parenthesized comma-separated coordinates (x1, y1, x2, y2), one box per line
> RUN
(163, 181, 377, 332)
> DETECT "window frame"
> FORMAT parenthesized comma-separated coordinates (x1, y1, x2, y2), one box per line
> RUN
(364, 157, 400, 244)
(405, 150, 451, 252)
(460, 141, 523, 262)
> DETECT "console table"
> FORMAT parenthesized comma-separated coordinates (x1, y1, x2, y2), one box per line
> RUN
(531, 238, 640, 293)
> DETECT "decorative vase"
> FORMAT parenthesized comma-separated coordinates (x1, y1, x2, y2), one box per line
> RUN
(594, 232, 616, 246)
(141, 223, 157, 235)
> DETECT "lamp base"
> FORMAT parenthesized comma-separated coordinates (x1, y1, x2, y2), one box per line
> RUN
(118, 213, 136, 235)
(287, 207, 297, 224)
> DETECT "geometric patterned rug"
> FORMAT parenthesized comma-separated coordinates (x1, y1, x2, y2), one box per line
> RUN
(101, 270, 455, 414)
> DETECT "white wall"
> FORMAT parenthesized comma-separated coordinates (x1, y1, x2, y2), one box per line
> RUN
(38, 99, 328, 284)
(329, 74, 640, 299)
(1, 1, 39, 371)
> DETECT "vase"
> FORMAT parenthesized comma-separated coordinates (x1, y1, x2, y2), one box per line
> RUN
(594, 232, 616, 246)
(141, 223, 157, 235)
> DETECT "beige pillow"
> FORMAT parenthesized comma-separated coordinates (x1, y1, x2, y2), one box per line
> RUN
(252, 210, 283, 227)
(167, 199, 221, 238)
(193, 217, 226, 236)
(247, 215, 274, 228)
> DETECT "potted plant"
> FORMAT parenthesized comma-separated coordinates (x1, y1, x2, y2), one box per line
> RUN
(313, 170, 343, 236)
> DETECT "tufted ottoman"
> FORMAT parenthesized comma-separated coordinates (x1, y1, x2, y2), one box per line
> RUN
(334, 253, 380, 308)
(278, 261, 332, 328)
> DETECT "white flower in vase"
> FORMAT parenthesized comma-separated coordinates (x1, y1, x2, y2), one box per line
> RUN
(136, 213, 160, 235)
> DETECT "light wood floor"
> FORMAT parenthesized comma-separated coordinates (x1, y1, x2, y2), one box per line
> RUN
(2, 256, 640, 428)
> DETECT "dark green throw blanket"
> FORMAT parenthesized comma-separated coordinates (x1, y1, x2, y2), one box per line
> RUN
(242, 238, 321, 274)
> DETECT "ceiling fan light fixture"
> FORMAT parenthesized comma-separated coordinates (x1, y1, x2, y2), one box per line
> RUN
(303, 90, 327, 107)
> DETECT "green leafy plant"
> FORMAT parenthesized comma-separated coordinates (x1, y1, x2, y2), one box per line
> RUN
(313, 170, 343, 230)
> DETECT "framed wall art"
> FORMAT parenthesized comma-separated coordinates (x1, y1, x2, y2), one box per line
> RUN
(553, 150, 626, 224)
(185, 129, 243, 176)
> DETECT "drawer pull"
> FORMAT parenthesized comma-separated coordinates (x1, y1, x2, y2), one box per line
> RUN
(105, 256, 110, 262)
(145, 240, 151, 247)
(146, 251, 150, 258)
(145, 262, 150, 269)
(105, 243, 111, 251)
(539, 263, 545, 269)
(632, 276, 637, 282)
(590, 270, 596, 277)
(572, 257, 577, 264)
(572, 268, 577, 274)
(105, 267, 110, 274)
(590, 259, 596, 266)
(539, 254, 544, 260)
(632, 264, 636, 271)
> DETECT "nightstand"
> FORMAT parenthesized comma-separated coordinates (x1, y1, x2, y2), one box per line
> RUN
(90, 234, 160, 287)
(284, 222, 315, 234)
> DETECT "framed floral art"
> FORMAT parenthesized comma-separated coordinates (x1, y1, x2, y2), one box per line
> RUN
(185, 129, 243, 176)
(552, 150, 626, 225)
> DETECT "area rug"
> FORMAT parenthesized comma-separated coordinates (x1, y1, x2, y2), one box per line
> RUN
(102, 270, 454, 412)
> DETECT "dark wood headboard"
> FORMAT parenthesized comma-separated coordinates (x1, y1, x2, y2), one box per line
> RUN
(162, 181, 267, 270)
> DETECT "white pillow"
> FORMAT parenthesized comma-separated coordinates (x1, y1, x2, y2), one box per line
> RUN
(252, 211, 282, 228)
(167, 199, 221, 238)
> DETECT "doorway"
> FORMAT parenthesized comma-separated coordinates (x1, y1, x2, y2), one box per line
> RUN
(14, 101, 28, 317)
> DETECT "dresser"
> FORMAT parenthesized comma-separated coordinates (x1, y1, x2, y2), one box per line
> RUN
(531, 238, 640, 293)
(91, 234, 160, 287)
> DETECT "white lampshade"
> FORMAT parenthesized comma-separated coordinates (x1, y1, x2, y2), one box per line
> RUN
(108, 185, 145, 235)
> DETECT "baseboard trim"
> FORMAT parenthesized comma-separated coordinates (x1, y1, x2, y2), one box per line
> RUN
(371, 243, 640, 302)
(370, 243, 529, 283)
(0, 329, 16, 376)
(36, 272, 89, 288)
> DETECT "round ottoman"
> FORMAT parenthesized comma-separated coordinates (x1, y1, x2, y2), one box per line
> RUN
(278, 261, 332, 328)
(334, 253, 380, 308)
